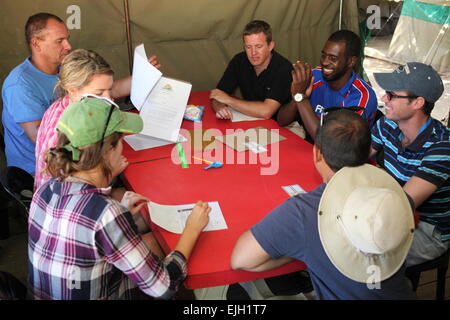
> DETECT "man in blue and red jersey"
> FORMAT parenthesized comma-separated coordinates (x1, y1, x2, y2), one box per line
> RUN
(277, 30, 378, 142)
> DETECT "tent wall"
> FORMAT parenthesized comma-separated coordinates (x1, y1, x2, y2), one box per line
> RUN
(0, 0, 359, 93)
(0, 0, 360, 167)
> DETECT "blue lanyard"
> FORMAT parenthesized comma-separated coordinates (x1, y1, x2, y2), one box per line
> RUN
(399, 117, 432, 142)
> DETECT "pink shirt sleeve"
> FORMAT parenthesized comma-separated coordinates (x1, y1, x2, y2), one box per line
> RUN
(34, 96, 71, 191)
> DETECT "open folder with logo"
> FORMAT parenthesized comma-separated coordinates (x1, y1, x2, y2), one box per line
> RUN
(124, 43, 191, 150)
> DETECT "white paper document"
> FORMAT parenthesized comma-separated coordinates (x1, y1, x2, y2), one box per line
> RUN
(129, 44, 192, 148)
(130, 44, 162, 111)
(244, 141, 268, 154)
(148, 201, 228, 234)
(230, 106, 263, 122)
(282, 184, 307, 197)
(139, 77, 192, 142)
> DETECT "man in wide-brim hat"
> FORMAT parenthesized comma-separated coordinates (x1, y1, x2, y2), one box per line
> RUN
(232, 109, 415, 300)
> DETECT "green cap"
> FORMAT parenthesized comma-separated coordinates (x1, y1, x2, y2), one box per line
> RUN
(57, 97, 143, 161)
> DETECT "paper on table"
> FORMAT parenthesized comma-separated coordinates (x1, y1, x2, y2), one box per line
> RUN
(124, 133, 187, 151)
(148, 201, 227, 234)
(215, 127, 286, 152)
(244, 141, 267, 154)
(130, 44, 162, 111)
(229, 106, 263, 122)
(282, 184, 307, 197)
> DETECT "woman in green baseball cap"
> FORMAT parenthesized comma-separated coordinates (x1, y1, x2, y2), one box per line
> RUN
(28, 97, 211, 300)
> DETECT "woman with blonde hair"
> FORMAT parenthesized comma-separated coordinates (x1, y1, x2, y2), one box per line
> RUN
(34, 48, 160, 190)
(29, 97, 211, 299)
(34, 49, 114, 189)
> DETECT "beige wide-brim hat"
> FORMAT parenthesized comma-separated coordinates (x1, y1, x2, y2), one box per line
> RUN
(318, 164, 415, 283)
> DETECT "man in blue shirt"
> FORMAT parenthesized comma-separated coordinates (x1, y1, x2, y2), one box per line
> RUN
(231, 109, 415, 300)
(277, 30, 378, 142)
(2, 13, 70, 174)
(370, 62, 449, 266)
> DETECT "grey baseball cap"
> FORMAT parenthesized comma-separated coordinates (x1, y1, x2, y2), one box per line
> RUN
(374, 62, 444, 103)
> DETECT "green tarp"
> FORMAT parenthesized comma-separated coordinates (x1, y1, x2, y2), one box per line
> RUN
(401, 0, 450, 25)
(388, 0, 450, 73)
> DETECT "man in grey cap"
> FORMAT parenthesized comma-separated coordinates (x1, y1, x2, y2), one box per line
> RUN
(370, 62, 449, 266)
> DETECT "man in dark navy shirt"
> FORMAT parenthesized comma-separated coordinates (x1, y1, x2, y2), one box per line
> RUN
(231, 110, 415, 300)
(210, 20, 292, 120)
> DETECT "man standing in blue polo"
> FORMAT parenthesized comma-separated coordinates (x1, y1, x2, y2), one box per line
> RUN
(277, 30, 378, 142)
(370, 62, 449, 266)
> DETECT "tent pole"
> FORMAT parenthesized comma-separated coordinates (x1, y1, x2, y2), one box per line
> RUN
(123, 0, 133, 75)
(339, 0, 343, 30)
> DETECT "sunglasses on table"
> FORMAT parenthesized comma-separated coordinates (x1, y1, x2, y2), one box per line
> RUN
(81, 94, 120, 150)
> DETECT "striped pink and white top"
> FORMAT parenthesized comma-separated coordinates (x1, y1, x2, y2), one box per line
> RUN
(34, 95, 72, 191)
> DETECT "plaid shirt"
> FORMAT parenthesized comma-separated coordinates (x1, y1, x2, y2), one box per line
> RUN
(28, 179, 187, 300)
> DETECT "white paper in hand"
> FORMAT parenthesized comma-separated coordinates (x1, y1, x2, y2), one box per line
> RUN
(130, 44, 162, 111)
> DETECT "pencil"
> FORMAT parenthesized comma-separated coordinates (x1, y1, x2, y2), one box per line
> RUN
(192, 156, 213, 164)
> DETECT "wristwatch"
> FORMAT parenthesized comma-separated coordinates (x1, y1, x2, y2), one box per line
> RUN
(294, 93, 304, 102)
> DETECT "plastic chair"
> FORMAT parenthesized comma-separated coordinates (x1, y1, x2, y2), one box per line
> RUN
(0, 166, 34, 222)
(406, 248, 450, 300)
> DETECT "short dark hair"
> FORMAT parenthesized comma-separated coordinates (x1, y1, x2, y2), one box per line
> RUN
(25, 12, 64, 49)
(406, 90, 434, 116)
(327, 29, 361, 59)
(243, 20, 272, 44)
(315, 109, 371, 172)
